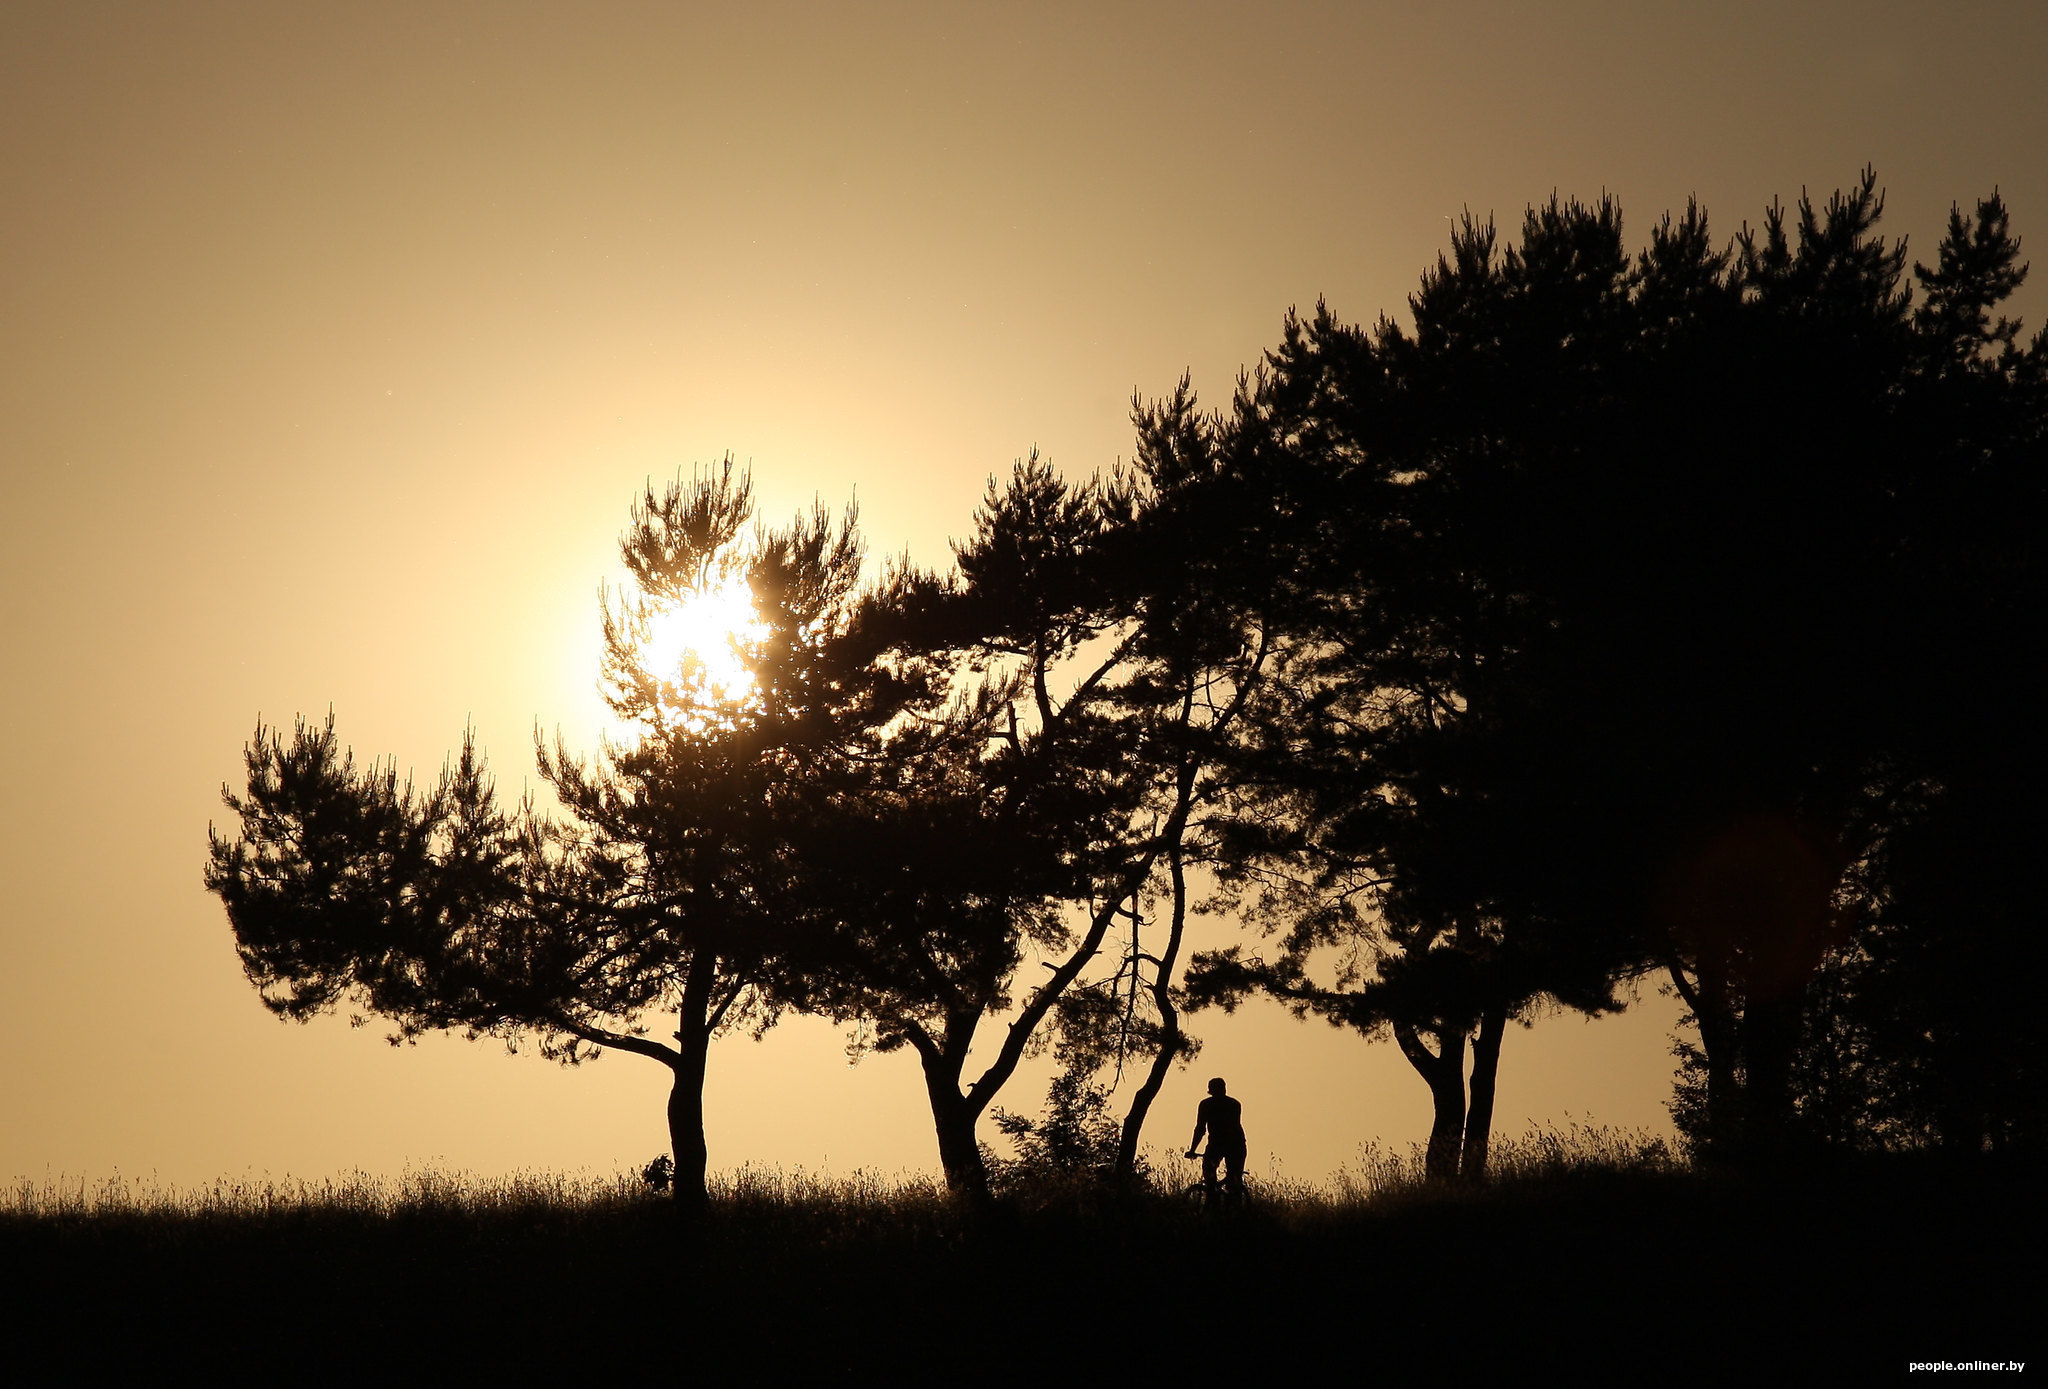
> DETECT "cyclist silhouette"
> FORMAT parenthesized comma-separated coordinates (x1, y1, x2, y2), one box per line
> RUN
(1186, 1077, 1246, 1208)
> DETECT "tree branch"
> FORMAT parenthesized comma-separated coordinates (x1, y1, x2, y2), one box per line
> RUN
(562, 1019, 681, 1070)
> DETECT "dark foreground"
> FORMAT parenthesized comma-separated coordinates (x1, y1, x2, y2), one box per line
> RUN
(3, 1156, 2035, 1379)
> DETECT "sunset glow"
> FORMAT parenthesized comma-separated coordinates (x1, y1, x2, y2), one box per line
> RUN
(639, 574, 767, 706)
(4, 0, 2041, 1208)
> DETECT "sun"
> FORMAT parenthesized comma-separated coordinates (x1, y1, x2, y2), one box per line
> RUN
(639, 573, 768, 705)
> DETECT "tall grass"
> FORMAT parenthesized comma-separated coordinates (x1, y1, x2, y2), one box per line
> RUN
(1, 1133, 2025, 1378)
(3, 1123, 1679, 1228)
(2, 1166, 652, 1225)
(1320, 1120, 1681, 1207)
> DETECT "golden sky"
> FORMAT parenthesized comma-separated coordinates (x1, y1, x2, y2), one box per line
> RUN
(4, 1, 2043, 1188)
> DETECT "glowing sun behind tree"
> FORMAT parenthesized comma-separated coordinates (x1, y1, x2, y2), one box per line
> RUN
(638, 571, 768, 707)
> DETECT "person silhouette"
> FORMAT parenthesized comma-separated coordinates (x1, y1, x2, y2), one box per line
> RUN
(1186, 1076, 1246, 1208)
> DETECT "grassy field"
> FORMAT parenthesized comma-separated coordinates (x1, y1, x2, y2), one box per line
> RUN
(3, 1132, 2032, 1378)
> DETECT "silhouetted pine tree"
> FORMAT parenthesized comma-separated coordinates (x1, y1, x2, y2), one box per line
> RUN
(1188, 170, 2045, 1170)
(1188, 199, 1649, 1180)
(1036, 381, 1279, 1181)
(207, 465, 945, 1207)
(778, 455, 1174, 1200)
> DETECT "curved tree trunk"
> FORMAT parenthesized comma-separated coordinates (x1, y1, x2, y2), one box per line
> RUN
(923, 1051, 990, 1201)
(1118, 837, 1190, 1182)
(667, 960, 719, 1210)
(1395, 1021, 1468, 1180)
(903, 1011, 994, 1202)
(1111, 637, 1269, 1182)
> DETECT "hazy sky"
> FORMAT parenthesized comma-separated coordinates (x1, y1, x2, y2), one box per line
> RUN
(4, 1, 2043, 1189)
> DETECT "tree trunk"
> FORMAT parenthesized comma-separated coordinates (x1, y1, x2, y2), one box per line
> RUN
(1673, 962, 1743, 1159)
(666, 1059, 708, 1213)
(667, 961, 718, 1210)
(1700, 1022, 1742, 1156)
(916, 1028, 990, 1202)
(927, 1076, 989, 1201)
(1117, 1009, 1181, 1185)
(1425, 1028, 1468, 1180)
(1114, 649, 1266, 1182)
(1118, 838, 1189, 1182)
(1395, 1021, 1468, 1181)
(1740, 989, 1800, 1165)
(1461, 1008, 1507, 1182)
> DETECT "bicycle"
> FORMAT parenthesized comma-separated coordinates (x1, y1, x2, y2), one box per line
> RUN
(1179, 1149, 1253, 1211)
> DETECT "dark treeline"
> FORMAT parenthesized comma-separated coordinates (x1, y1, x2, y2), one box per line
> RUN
(207, 170, 2044, 1204)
